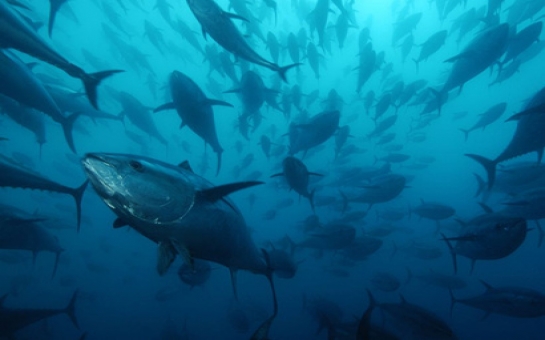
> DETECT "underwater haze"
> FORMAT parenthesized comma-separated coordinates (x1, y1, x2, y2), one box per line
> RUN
(1, 0, 545, 339)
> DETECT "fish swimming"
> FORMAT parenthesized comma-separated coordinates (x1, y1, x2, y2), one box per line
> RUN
(154, 71, 231, 175)
(0, 160, 88, 231)
(466, 86, 545, 188)
(0, 2, 122, 109)
(0, 291, 78, 338)
(81, 153, 278, 306)
(271, 156, 322, 211)
(186, 0, 299, 81)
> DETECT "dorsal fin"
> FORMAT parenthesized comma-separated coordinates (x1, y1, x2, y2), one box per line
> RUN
(178, 160, 194, 173)
(198, 181, 263, 202)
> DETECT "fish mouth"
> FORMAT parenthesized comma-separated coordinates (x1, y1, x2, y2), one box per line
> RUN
(81, 153, 119, 198)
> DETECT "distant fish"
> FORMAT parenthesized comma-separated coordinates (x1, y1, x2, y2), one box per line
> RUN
(0, 160, 88, 231)
(466, 86, 545, 188)
(155, 71, 231, 174)
(271, 156, 322, 211)
(0, 2, 122, 109)
(187, 0, 299, 81)
(0, 291, 78, 338)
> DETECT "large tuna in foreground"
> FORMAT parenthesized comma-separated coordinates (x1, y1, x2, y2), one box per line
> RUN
(81, 153, 277, 302)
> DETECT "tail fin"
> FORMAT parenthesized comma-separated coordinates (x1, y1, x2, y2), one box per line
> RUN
(58, 112, 81, 153)
(70, 180, 89, 232)
(459, 128, 470, 142)
(465, 154, 497, 189)
(441, 233, 457, 274)
(81, 70, 124, 110)
(64, 291, 79, 329)
(277, 63, 301, 82)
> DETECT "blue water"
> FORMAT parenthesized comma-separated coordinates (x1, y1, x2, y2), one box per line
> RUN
(1, 0, 545, 339)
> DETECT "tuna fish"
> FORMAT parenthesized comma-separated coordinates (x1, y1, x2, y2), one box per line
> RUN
(0, 160, 88, 230)
(186, 0, 299, 81)
(155, 71, 231, 174)
(82, 153, 277, 306)
(271, 156, 322, 211)
(288, 110, 340, 155)
(0, 2, 122, 109)
(450, 280, 545, 318)
(459, 102, 507, 141)
(0, 291, 78, 338)
(466, 86, 545, 188)
(441, 210, 527, 273)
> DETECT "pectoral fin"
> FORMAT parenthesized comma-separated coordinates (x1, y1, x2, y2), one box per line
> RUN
(157, 242, 176, 276)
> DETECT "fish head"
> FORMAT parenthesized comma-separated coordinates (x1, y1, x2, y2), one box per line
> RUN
(82, 153, 196, 225)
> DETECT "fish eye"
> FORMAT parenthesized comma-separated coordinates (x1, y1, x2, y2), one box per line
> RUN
(129, 160, 144, 172)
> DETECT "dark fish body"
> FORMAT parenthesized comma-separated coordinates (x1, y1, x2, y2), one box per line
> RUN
(155, 71, 229, 174)
(392, 13, 422, 45)
(0, 291, 78, 337)
(0, 94, 46, 147)
(0, 51, 62, 122)
(377, 153, 410, 164)
(368, 115, 397, 138)
(452, 282, 545, 318)
(341, 236, 382, 261)
(411, 201, 455, 221)
(299, 224, 356, 250)
(379, 297, 456, 339)
(288, 110, 340, 155)
(272, 156, 318, 210)
(442, 213, 527, 273)
(0, 2, 121, 109)
(356, 43, 376, 93)
(459, 102, 507, 141)
(0, 211, 63, 276)
(0, 161, 87, 230)
(82, 153, 269, 278)
(414, 29, 447, 70)
(466, 86, 545, 188)
(186, 0, 297, 81)
(439, 23, 509, 96)
(266, 32, 280, 64)
(268, 248, 297, 279)
(116, 92, 168, 146)
(335, 125, 350, 158)
(502, 187, 545, 220)
(501, 21, 542, 65)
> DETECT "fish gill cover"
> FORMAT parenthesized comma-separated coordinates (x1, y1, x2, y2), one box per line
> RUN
(0, 0, 545, 339)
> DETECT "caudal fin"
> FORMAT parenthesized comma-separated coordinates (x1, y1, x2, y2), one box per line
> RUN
(70, 180, 89, 232)
(277, 63, 301, 82)
(64, 290, 79, 329)
(58, 112, 81, 153)
(82, 70, 124, 110)
(465, 154, 497, 189)
(459, 128, 470, 142)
